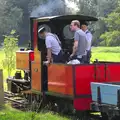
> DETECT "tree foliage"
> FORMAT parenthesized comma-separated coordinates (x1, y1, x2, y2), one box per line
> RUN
(100, 0, 120, 46)
(0, 0, 118, 46)
(2, 30, 18, 76)
(0, 0, 23, 35)
(92, 0, 117, 46)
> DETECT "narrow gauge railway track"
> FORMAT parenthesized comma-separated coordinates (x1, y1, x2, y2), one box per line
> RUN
(4, 91, 28, 111)
(4, 91, 48, 112)
(3, 92, 78, 118)
(4, 91, 101, 120)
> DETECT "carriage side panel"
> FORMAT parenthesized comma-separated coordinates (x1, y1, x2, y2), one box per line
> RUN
(106, 64, 120, 82)
(47, 64, 74, 97)
(73, 64, 106, 110)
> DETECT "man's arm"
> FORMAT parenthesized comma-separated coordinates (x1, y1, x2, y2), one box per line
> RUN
(45, 37, 52, 63)
(71, 32, 79, 56)
(71, 40, 78, 56)
(86, 33, 92, 49)
(86, 33, 92, 42)
(47, 48, 52, 62)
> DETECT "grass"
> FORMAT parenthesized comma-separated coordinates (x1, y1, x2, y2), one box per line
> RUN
(0, 47, 120, 120)
(0, 105, 69, 120)
(0, 50, 16, 91)
(91, 47, 120, 62)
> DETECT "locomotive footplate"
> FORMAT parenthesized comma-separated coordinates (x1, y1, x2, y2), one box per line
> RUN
(91, 102, 120, 113)
(7, 77, 29, 83)
(7, 77, 30, 93)
(91, 102, 120, 120)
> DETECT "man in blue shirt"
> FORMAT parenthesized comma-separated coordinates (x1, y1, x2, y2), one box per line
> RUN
(38, 27, 63, 65)
(81, 22, 92, 64)
(70, 20, 87, 63)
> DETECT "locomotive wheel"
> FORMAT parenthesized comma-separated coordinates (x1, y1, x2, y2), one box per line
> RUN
(55, 100, 70, 114)
(55, 99, 75, 115)
(111, 116, 120, 120)
(90, 112, 108, 120)
(44, 95, 74, 115)
(100, 112, 109, 120)
(23, 93, 44, 112)
(76, 111, 91, 120)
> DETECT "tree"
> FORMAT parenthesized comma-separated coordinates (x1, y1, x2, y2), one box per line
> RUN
(93, 0, 118, 46)
(2, 30, 18, 77)
(69, 0, 117, 46)
(0, 0, 23, 35)
(78, 0, 98, 16)
(6, 0, 44, 45)
(100, 0, 120, 46)
(0, 0, 118, 46)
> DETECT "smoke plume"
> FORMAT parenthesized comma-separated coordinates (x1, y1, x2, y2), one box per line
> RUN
(30, 0, 80, 17)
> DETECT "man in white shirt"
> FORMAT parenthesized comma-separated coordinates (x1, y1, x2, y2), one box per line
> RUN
(38, 27, 63, 65)
(81, 22, 92, 64)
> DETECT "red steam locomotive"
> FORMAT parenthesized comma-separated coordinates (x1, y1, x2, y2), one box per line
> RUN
(7, 15, 120, 120)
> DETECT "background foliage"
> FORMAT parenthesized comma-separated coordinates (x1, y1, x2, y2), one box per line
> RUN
(2, 30, 18, 76)
(100, 0, 120, 46)
(0, 0, 119, 46)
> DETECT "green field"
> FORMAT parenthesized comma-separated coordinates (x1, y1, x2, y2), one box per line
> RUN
(91, 47, 120, 62)
(0, 47, 120, 120)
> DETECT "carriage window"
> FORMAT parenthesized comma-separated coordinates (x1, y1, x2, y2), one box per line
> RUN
(63, 25, 74, 39)
(38, 24, 51, 39)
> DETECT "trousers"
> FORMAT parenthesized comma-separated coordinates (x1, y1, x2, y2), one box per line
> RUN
(86, 50, 91, 64)
(70, 55, 86, 64)
(52, 51, 63, 63)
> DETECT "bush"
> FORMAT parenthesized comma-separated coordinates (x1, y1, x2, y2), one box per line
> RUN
(2, 30, 18, 77)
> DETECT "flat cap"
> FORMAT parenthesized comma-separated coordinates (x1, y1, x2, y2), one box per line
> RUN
(38, 27, 46, 33)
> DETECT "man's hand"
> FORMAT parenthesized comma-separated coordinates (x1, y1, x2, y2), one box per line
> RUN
(43, 61, 50, 66)
(70, 54, 74, 58)
(69, 54, 74, 60)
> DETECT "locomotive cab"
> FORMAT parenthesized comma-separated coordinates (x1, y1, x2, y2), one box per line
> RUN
(29, 15, 98, 93)
(33, 15, 98, 62)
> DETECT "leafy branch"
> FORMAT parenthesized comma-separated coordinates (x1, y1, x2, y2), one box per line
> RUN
(2, 30, 18, 77)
